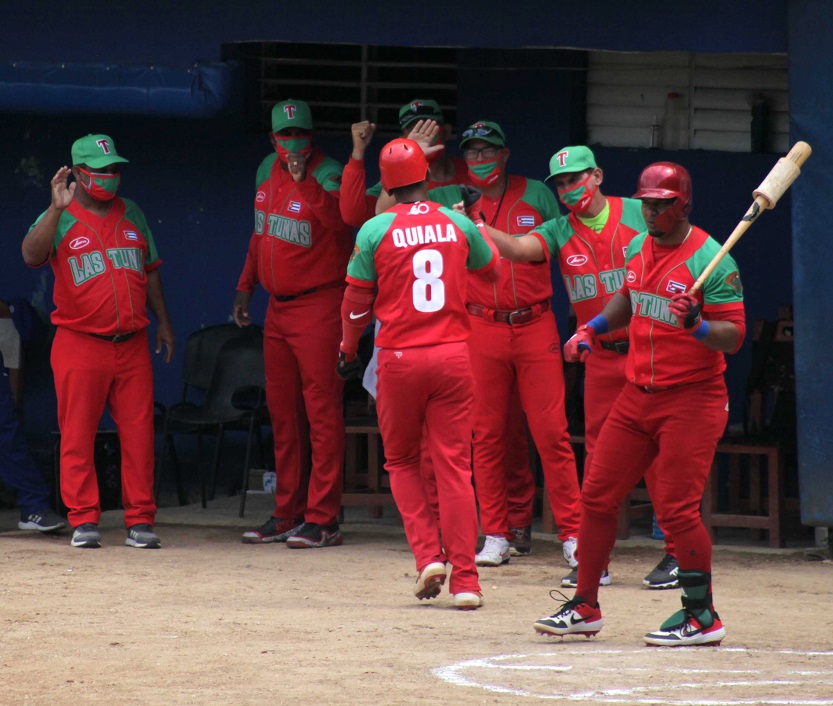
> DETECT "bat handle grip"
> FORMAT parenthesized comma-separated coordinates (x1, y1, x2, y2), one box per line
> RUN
(578, 342, 591, 353)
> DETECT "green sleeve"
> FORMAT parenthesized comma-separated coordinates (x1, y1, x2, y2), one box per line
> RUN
(428, 185, 463, 210)
(255, 153, 277, 189)
(123, 198, 160, 266)
(346, 212, 397, 283)
(530, 217, 566, 258)
(29, 209, 78, 257)
(312, 156, 344, 193)
(367, 181, 383, 198)
(522, 179, 561, 221)
(440, 207, 494, 270)
(688, 246, 744, 305)
(623, 231, 649, 266)
(620, 197, 648, 233)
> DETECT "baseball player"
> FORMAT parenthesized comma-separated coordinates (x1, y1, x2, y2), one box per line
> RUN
(234, 99, 354, 549)
(430, 122, 581, 569)
(338, 138, 500, 610)
(22, 134, 175, 549)
(342, 114, 534, 555)
(532, 162, 745, 646)
(540, 146, 678, 589)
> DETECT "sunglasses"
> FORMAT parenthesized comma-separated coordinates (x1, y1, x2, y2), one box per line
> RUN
(461, 125, 503, 141)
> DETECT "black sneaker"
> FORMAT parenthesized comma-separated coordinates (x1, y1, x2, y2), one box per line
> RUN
(71, 523, 101, 549)
(285, 522, 343, 549)
(561, 567, 612, 588)
(643, 553, 679, 589)
(125, 523, 161, 549)
(241, 516, 304, 544)
(19, 509, 67, 533)
(508, 525, 532, 556)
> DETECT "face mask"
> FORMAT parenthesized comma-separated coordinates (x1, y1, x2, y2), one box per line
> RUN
(273, 135, 312, 163)
(558, 172, 598, 214)
(466, 157, 503, 189)
(77, 167, 120, 201)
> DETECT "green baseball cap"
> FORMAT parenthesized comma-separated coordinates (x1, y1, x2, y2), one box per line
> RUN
(546, 145, 597, 181)
(399, 99, 445, 130)
(71, 134, 129, 169)
(459, 121, 506, 149)
(271, 99, 313, 132)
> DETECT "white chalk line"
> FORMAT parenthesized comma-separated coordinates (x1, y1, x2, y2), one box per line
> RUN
(433, 648, 833, 704)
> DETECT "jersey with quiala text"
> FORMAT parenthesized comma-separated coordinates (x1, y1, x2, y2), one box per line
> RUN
(346, 201, 496, 349)
(431, 176, 560, 309)
(28, 197, 160, 335)
(530, 196, 645, 343)
(237, 149, 354, 297)
(623, 226, 745, 388)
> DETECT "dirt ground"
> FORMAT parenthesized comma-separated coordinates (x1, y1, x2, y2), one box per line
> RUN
(2, 505, 832, 706)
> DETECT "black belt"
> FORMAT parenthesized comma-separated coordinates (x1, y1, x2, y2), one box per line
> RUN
(600, 340, 629, 354)
(273, 287, 317, 302)
(88, 331, 138, 344)
(467, 300, 551, 326)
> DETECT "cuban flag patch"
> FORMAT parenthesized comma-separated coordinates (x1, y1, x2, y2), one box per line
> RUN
(666, 280, 687, 294)
(517, 215, 535, 227)
(288, 201, 302, 213)
(124, 230, 139, 241)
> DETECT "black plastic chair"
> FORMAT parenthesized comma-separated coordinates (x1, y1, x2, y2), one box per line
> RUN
(154, 323, 262, 505)
(156, 330, 268, 512)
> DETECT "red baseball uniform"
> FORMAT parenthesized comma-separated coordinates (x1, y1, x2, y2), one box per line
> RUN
(346, 200, 498, 596)
(531, 196, 678, 555)
(573, 226, 745, 607)
(432, 178, 580, 543)
(29, 197, 161, 528)
(237, 148, 354, 526)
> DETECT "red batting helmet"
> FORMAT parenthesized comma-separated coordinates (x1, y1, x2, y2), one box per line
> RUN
(633, 162, 692, 232)
(379, 138, 428, 192)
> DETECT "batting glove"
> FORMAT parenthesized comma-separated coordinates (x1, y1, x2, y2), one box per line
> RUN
(336, 351, 364, 381)
(459, 185, 485, 222)
(669, 293, 702, 329)
(563, 325, 596, 363)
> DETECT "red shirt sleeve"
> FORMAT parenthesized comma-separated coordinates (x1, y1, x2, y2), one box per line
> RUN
(339, 157, 377, 228)
(296, 174, 346, 232)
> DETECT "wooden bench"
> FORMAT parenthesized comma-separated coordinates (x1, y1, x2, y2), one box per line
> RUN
(341, 414, 396, 518)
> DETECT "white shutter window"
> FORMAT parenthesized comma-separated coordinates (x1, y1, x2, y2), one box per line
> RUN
(587, 51, 789, 153)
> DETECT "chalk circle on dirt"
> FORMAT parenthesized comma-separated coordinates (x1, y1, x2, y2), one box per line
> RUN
(433, 647, 833, 704)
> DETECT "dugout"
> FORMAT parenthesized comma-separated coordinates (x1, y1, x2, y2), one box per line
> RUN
(0, 0, 829, 529)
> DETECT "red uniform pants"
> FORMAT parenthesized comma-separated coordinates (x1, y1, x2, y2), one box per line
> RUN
(51, 327, 156, 528)
(376, 342, 480, 596)
(469, 312, 580, 541)
(575, 377, 728, 605)
(584, 349, 675, 556)
(264, 288, 345, 525)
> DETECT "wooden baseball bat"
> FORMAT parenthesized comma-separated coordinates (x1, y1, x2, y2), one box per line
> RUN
(689, 141, 812, 294)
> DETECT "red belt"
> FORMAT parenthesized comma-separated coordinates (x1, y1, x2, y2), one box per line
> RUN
(466, 300, 550, 326)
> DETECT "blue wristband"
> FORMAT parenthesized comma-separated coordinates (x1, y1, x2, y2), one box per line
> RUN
(691, 319, 711, 340)
(586, 314, 610, 335)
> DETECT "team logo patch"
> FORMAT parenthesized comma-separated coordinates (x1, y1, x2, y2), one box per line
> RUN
(666, 280, 686, 294)
(627, 270, 637, 283)
(517, 215, 535, 227)
(724, 271, 743, 295)
(69, 237, 90, 250)
(123, 230, 139, 241)
(622, 246, 628, 256)
(349, 243, 360, 262)
(256, 191, 266, 203)
(566, 254, 588, 267)
(394, 351, 403, 359)
(288, 201, 302, 213)
(409, 203, 430, 215)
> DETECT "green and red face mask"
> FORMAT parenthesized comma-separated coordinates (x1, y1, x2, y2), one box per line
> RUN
(466, 156, 504, 189)
(558, 172, 599, 214)
(77, 167, 121, 201)
(273, 134, 312, 163)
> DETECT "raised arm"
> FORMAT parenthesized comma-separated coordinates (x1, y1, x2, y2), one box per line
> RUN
(22, 166, 75, 265)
